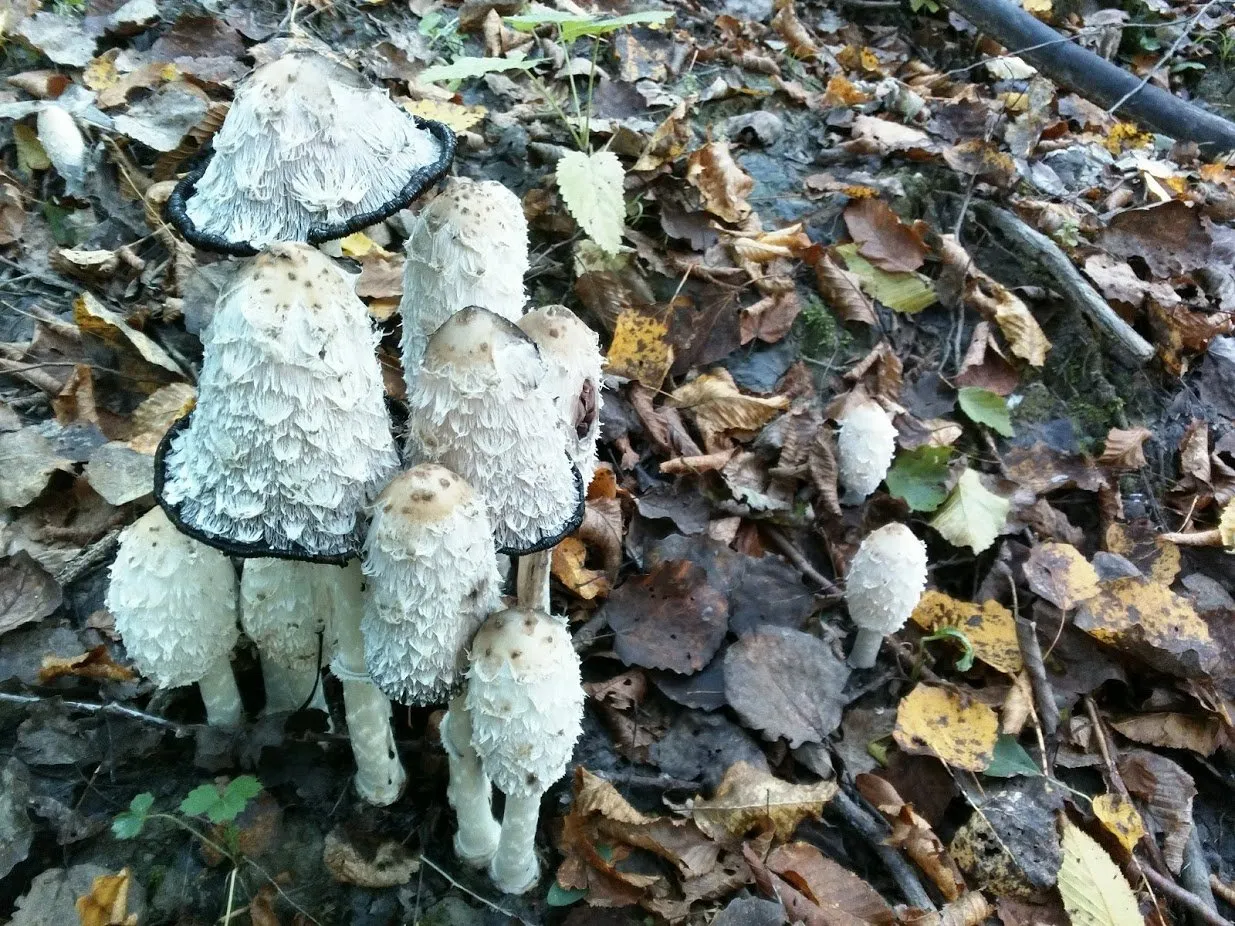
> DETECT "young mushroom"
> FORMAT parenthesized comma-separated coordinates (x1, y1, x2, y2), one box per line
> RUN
(360, 464, 503, 863)
(156, 241, 398, 563)
(405, 306, 584, 555)
(844, 522, 928, 668)
(837, 399, 897, 503)
(240, 560, 328, 714)
(400, 177, 528, 382)
(515, 305, 603, 610)
(106, 507, 242, 726)
(165, 48, 455, 255)
(466, 608, 584, 894)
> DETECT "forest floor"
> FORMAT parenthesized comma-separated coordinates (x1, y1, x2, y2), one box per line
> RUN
(2, 0, 1235, 924)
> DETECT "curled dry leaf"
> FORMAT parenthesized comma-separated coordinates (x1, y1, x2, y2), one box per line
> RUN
(669, 369, 789, 447)
(843, 198, 927, 273)
(1118, 749, 1195, 874)
(856, 773, 965, 900)
(74, 293, 182, 379)
(1111, 712, 1223, 756)
(686, 141, 754, 225)
(893, 684, 999, 772)
(814, 250, 878, 325)
(39, 645, 137, 684)
(75, 867, 137, 926)
(1098, 427, 1152, 470)
(1022, 542, 1101, 611)
(552, 536, 611, 600)
(771, 0, 817, 58)
(910, 589, 1023, 674)
(765, 841, 894, 923)
(690, 761, 836, 841)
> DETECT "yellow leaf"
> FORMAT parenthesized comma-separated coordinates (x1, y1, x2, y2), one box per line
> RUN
(1058, 820, 1142, 926)
(1092, 794, 1146, 854)
(691, 761, 837, 841)
(13, 124, 50, 172)
(930, 468, 1009, 554)
(669, 368, 789, 445)
(338, 232, 389, 259)
(1105, 522, 1180, 584)
(1219, 499, 1235, 549)
(834, 242, 937, 314)
(403, 98, 486, 133)
(893, 684, 999, 772)
(910, 589, 1023, 674)
(76, 867, 138, 926)
(128, 383, 195, 454)
(1022, 0, 1052, 13)
(604, 309, 673, 390)
(1022, 542, 1100, 610)
(83, 55, 120, 91)
(551, 536, 611, 600)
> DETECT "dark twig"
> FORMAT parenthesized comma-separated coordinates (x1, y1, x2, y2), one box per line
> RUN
(1182, 827, 1221, 924)
(764, 525, 842, 598)
(55, 528, 122, 587)
(830, 788, 936, 911)
(1141, 865, 1235, 926)
(0, 691, 191, 735)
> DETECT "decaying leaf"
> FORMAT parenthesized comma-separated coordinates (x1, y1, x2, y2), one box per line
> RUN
(1098, 427, 1151, 470)
(605, 309, 674, 389)
(686, 141, 754, 224)
(322, 829, 419, 887)
(691, 762, 836, 841)
(894, 684, 999, 771)
(1105, 521, 1180, 584)
(0, 551, 63, 636)
(402, 98, 486, 132)
(1092, 793, 1146, 854)
(669, 369, 789, 447)
(910, 590, 1023, 674)
(764, 841, 895, 923)
(843, 198, 927, 273)
(40, 646, 136, 684)
(74, 293, 181, 378)
(930, 468, 1010, 554)
(75, 867, 138, 926)
(832, 243, 937, 314)
(949, 784, 1062, 900)
(1111, 712, 1223, 756)
(856, 773, 966, 900)
(1057, 820, 1141, 926)
(1022, 542, 1100, 611)
(552, 536, 611, 600)
(1118, 749, 1195, 874)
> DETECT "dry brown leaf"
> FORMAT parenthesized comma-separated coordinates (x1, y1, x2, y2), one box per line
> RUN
(893, 684, 999, 772)
(910, 589, 1023, 674)
(766, 841, 894, 923)
(856, 773, 966, 900)
(730, 223, 812, 264)
(0, 551, 63, 636)
(1111, 712, 1223, 756)
(843, 198, 927, 273)
(551, 536, 611, 600)
(75, 868, 138, 926)
(691, 761, 837, 841)
(1098, 427, 1151, 470)
(686, 141, 754, 224)
(739, 290, 801, 345)
(74, 292, 181, 378)
(127, 382, 196, 453)
(1022, 542, 1101, 611)
(771, 0, 817, 57)
(40, 645, 136, 684)
(1118, 750, 1196, 874)
(814, 249, 878, 325)
(669, 369, 789, 446)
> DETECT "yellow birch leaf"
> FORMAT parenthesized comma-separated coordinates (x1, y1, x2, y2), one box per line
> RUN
(1105, 522, 1180, 584)
(76, 867, 138, 926)
(1092, 794, 1146, 854)
(930, 468, 1010, 554)
(1022, 542, 1100, 610)
(605, 310, 673, 389)
(1219, 499, 1235, 549)
(551, 536, 610, 600)
(910, 589, 1022, 674)
(893, 684, 999, 772)
(691, 761, 837, 841)
(1058, 820, 1142, 926)
(403, 98, 486, 133)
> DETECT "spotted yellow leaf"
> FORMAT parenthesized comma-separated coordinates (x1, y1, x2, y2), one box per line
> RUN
(894, 683, 999, 772)
(605, 309, 673, 390)
(910, 589, 1023, 674)
(1092, 793, 1145, 853)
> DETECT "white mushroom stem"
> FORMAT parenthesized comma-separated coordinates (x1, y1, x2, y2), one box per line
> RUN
(491, 792, 543, 895)
(195, 653, 244, 727)
(515, 552, 551, 613)
(848, 629, 887, 671)
(241, 559, 329, 714)
(260, 660, 326, 714)
(327, 561, 406, 806)
(442, 693, 501, 867)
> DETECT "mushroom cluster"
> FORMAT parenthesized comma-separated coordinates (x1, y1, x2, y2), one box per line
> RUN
(104, 45, 601, 889)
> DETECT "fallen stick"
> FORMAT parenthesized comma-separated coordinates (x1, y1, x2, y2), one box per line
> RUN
(967, 201, 1155, 365)
(940, 0, 1235, 155)
(830, 788, 937, 911)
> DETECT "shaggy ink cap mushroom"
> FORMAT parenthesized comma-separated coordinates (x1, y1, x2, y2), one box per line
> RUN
(466, 607, 584, 894)
(106, 507, 243, 726)
(400, 177, 528, 381)
(361, 464, 502, 706)
(156, 242, 398, 563)
(838, 399, 897, 502)
(517, 305, 604, 488)
(166, 48, 456, 255)
(241, 559, 329, 713)
(405, 306, 584, 555)
(844, 522, 928, 668)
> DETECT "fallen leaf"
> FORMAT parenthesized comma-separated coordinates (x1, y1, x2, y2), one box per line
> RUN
(766, 841, 895, 923)
(40, 646, 136, 684)
(691, 762, 836, 841)
(894, 684, 999, 772)
(322, 829, 419, 887)
(0, 551, 63, 637)
(0, 428, 73, 508)
(1022, 542, 1100, 611)
(75, 867, 137, 926)
(402, 97, 486, 132)
(1092, 793, 1145, 854)
(910, 590, 1023, 674)
(950, 784, 1061, 898)
(127, 383, 196, 453)
(814, 250, 878, 325)
(1057, 820, 1141, 926)
(552, 536, 611, 600)
(1105, 521, 1179, 584)
(930, 468, 1010, 554)
(687, 141, 754, 224)
(957, 386, 1014, 437)
(669, 369, 789, 446)
(886, 446, 952, 513)
(856, 774, 966, 901)
(843, 198, 927, 273)
(1098, 427, 1151, 470)
(605, 309, 674, 389)
(1118, 750, 1195, 874)
(557, 149, 626, 255)
(74, 293, 181, 378)
(832, 243, 937, 314)
(771, 0, 817, 57)
(723, 627, 849, 747)
(1111, 712, 1223, 756)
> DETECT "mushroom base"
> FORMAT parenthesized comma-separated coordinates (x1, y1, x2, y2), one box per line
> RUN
(443, 694, 501, 867)
(197, 653, 243, 727)
(848, 628, 885, 669)
(488, 791, 542, 895)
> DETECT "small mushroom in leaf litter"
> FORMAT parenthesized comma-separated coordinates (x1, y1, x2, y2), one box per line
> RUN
(466, 607, 584, 894)
(838, 399, 897, 503)
(105, 508, 242, 726)
(844, 522, 928, 668)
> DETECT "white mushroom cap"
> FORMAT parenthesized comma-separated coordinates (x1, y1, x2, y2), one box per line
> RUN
(241, 558, 327, 675)
(844, 523, 928, 635)
(106, 507, 239, 688)
(177, 49, 451, 251)
(517, 306, 603, 487)
(838, 400, 896, 501)
(361, 464, 502, 705)
(400, 177, 528, 380)
(466, 608, 583, 798)
(36, 104, 86, 190)
(405, 307, 580, 552)
(160, 242, 398, 558)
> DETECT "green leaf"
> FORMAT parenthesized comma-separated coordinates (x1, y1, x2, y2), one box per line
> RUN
(886, 446, 951, 513)
(224, 775, 262, 804)
(556, 149, 626, 255)
(1058, 820, 1142, 926)
(922, 627, 976, 672)
(419, 52, 542, 83)
(546, 882, 587, 906)
(957, 387, 1014, 437)
(985, 735, 1043, 778)
(111, 812, 146, 839)
(833, 243, 937, 314)
(209, 794, 245, 824)
(14, 123, 51, 173)
(129, 792, 155, 815)
(179, 783, 221, 818)
(930, 467, 1010, 554)
(506, 10, 673, 43)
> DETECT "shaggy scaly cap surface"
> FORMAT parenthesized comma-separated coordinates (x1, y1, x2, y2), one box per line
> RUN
(466, 608, 583, 798)
(844, 523, 928, 635)
(838, 400, 897, 500)
(184, 50, 443, 249)
(361, 465, 502, 705)
(241, 559, 327, 671)
(405, 307, 578, 551)
(400, 177, 528, 379)
(517, 305, 603, 487)
(162, 243, 397, 557)
(106, 507, 239, 688)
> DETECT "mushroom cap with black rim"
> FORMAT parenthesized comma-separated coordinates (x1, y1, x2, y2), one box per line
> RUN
(165, 48, 455, 255)
(361, 464, 503, 705)
(156, 242, 398, 562)
(405, 306, 583, 554)
(106, 507, 239, 688)
(400, 177, 528, 380)
(517, 305, 603, 488)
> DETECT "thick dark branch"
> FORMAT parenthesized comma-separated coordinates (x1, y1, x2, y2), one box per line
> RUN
(942, 0, 1235, 155)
